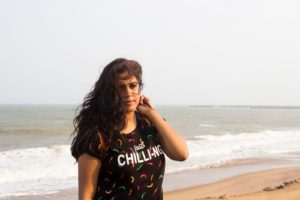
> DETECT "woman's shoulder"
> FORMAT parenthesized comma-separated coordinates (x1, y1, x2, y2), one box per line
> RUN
(78, 130, 109, 161)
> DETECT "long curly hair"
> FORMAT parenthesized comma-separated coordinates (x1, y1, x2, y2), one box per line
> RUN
(70, 58, 143, 161)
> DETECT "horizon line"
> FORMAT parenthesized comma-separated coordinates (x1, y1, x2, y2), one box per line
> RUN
(1, 103, 300, 107)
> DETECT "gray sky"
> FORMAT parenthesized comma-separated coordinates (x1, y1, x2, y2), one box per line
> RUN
(1, 0, 300, 105)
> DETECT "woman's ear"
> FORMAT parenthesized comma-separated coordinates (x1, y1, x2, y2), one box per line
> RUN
(139, 95, 144, 105)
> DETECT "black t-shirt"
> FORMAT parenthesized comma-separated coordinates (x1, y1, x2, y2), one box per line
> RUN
(81, 112, 166, 200)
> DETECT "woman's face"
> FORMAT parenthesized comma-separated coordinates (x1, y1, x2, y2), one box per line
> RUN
(116, 73, 141, 113)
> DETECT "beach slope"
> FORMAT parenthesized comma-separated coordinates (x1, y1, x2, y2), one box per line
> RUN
(165, 166, 300, 200)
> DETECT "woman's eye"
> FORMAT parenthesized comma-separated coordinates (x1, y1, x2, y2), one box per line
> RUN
(117, 83, 138, 92)
(129, 83, 138, 89)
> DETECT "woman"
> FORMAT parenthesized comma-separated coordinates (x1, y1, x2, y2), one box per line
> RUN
(71, 58, 189, 200)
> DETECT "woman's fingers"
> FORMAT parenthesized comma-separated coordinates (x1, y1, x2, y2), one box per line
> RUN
(139, 96, 144, 105)
(141, 96, 155, 109)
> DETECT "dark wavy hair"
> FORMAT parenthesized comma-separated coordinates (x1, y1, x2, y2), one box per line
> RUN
(70, 58, 143, 161)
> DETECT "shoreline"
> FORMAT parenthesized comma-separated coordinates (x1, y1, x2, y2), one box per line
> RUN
(2, 164, 300, 200)
(163, 157, 300, 191)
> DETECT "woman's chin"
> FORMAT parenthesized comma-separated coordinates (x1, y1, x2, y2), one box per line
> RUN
(124, 106, 137, 113)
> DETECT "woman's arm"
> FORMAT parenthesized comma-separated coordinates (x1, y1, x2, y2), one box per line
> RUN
(138, 96, 189, 161)
(78, 153, 102, 200)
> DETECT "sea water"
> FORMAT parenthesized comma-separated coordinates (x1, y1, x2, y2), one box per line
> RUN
(1, 105, 300, 197)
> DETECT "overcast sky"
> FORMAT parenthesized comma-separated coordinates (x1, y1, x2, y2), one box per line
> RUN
(1, 0, 300, 105)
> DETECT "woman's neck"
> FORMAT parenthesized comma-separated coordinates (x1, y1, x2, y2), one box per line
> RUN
(126, 110, 135, 121)
(122, 111, 137, 134)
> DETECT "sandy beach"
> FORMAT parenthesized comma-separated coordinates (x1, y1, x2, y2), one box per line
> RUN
(3, 165, 300, 200)
(165, 166, 300, 200)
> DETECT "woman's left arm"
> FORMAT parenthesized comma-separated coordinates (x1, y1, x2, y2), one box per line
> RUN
(138, 96, 189, 161)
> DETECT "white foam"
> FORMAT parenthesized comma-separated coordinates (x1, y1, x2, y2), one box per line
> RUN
(0, 145, 77, 197)
(198, 123, 217, 128)
(166, 130, 300, 173)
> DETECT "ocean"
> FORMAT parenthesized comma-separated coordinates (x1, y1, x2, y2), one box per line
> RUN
(1, 105, 300, 198)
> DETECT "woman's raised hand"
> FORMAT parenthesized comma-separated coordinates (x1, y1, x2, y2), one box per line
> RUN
(137, 95, 155, 115)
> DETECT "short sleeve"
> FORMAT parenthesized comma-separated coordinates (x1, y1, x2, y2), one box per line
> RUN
(79, 132, 107, 161)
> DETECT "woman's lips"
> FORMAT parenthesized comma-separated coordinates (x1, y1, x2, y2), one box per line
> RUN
(125, 100, 135, 105)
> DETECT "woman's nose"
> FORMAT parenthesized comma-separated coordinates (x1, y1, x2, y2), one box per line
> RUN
(124, 86, 134, 96)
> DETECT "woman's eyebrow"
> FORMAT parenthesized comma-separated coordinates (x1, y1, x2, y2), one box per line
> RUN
(117, 81, 138, 86)
(120, 81, 138, 85)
